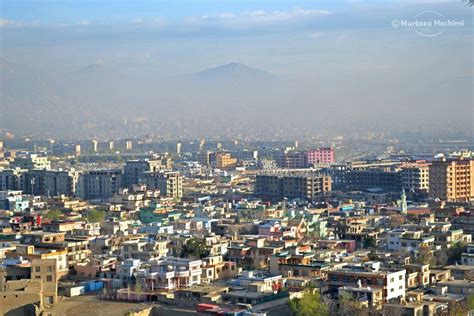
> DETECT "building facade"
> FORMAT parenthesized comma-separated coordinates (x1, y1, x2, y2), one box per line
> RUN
(429, 157, 474, 202)
(255, 170, 331, 201)
(78, 170, 122, 200)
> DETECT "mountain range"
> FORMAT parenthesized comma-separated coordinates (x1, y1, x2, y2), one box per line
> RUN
(0, 60, 292, 136)
(0, 58, 472, 138)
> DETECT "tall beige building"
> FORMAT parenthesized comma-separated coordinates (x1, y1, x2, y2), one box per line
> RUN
(216, 153, 237, 170)
(401, 161, 430, 193)
(429, 157, 474, 202)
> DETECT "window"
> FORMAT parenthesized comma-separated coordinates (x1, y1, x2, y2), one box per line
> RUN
(46, 275, 53, 282)
(35, 267, 41, 273)
(47, 266, 53, 272)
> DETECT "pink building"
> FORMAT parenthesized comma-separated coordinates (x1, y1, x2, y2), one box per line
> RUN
(305, 147, 335, 165)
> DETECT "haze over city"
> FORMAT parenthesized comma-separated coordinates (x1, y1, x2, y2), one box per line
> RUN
(1, 0, 472, 139)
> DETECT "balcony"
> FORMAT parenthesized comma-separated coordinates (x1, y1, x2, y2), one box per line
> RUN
(157, 271, 175, 279)
(175, 270, 190, 277)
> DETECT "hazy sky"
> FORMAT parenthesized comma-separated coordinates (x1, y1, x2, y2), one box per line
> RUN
(1, 0, 471, 76)
(0, 0, 472, 138)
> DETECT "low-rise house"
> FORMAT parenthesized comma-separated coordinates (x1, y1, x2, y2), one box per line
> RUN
(116, 258, 140, 282)
(121, 238, 168, 261)
(387, 229, 435, 252)
(461, 243, 474, 265)
(338, 285, 384, 309)
(201, 255, 238, 283)
(138, 257, 203, 291)
(269, 248, 332, 278)
(326, 262, 406, 302)
(405, 264, 430, 289)
(431, 222, 471, 248)
(74, 255, 117, 278)
(226, 271, 288, 307)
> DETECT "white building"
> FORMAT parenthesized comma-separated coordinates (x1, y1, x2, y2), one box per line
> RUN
(387, 229, 435, 252)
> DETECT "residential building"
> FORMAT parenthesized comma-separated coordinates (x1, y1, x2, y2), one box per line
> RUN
(78, 169, 122, 200)
(123, 159, 170, 188)
(429, 157, 474, 202)
(215, 153, 237, 170)
(401, 161, 430, 192)
(306, 147, 335, 165)
(255, 170, 331, 201)
(327, 262, 406, 302)
(139, 171, 183, 199)
(21, 169, 77, 197)
(12, 154, 51, 170)
(138, 257, 203, 291)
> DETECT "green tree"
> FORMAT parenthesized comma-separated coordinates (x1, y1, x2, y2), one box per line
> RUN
(363, 236, 376, 249)
(87, 209, 105, 223)
(289, 288, 329, 316)
(338, 293, 367, 316)
(416, 244, 435, 266)
(368, 249, 379, 261)
(180, 237, 211, 259)
(45, 209, 62, 221)
(467, 294, 474, 312)
(447, 241, 467, 264)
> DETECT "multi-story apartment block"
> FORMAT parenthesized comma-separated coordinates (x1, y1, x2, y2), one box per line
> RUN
(347, 169, 402, 191)
(255, 170, 331, 201)
(215, 153, 237, 170)
(197, 150, 212, 166)
(276, 152, 306, 169)
(429, 157, 474, 202)
(12, 154, 51, 170)
(139, 171, 183, 199)
(20, 169, 77, 197)
(78, 169, 122, 200)
(276, 148, 335, 168)
(231, 149, 258, 162)
(0, 168, 23, 191)
(401, 162, 430, 192)
(123, 159, 170, 188)
(306, 147, 335, 165)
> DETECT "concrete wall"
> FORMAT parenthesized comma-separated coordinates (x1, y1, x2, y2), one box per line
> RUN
(0, 292, 40, 316)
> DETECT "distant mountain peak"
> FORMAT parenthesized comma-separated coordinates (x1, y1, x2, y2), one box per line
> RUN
(192, 62, 277, 81)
